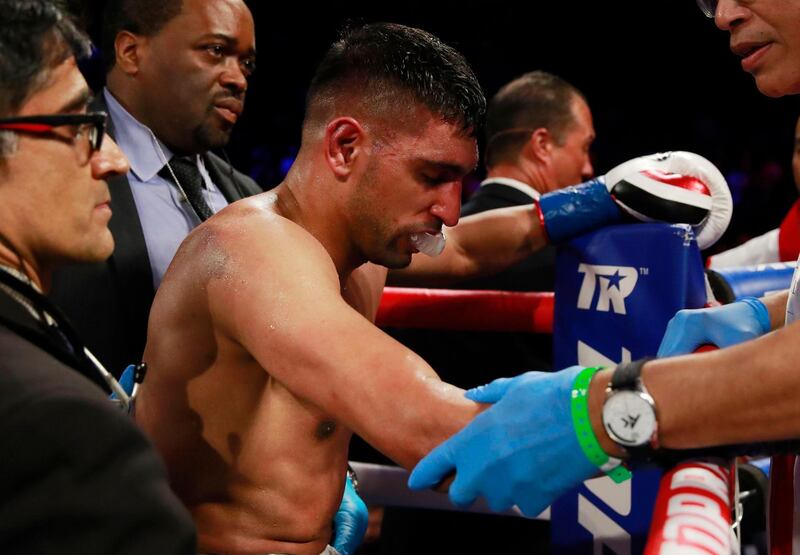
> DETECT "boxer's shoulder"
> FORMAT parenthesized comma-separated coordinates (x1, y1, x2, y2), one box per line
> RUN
(199, 202, 337, 279)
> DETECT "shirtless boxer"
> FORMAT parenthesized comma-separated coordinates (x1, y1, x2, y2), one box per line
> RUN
(136, 22, 731, 555)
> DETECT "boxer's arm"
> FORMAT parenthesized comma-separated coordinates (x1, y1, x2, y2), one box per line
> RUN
(391, 151, 731, 286)
(388, 204, 545, 286)
(209, 221, 481, 469)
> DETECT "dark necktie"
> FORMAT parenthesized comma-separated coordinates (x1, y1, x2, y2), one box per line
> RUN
(158, 156, 214, 221)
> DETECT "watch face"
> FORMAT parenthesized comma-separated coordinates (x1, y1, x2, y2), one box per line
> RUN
(602, 391, 656, 447)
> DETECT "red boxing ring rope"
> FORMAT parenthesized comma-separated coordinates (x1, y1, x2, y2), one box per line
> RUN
(377, 287, 555, 333)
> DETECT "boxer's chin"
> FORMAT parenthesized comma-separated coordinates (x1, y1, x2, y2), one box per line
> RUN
(373, 250, 413, 270)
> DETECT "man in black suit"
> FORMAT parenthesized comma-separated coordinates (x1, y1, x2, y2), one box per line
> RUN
(0, 1, 195, 551)
(452, 71, 596, 373)
(50, 0, 262, 376)
(462, 70, 595, 292)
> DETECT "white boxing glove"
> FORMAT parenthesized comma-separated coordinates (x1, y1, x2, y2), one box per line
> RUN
(538, 151, 732, 250)
(605, 151, 732, 250)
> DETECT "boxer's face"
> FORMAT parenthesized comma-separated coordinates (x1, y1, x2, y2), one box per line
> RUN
(134, 0, 256, 154)
(349, 113, 477, 269)
(0, 58, 129, 271)
(545, 95, 595, 191)
(715, 0, 800, 97)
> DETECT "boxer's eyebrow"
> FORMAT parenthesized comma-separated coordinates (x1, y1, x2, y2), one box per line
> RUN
(418, 159, 473, 177)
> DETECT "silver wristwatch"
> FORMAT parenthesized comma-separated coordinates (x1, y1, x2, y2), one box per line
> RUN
(601, 358, 659, 459)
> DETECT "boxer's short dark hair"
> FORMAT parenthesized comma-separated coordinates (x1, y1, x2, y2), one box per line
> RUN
(306, 22, 485, 138)
(485, 71, 585, 168)
(101, 0, 183, 72)
(0, 0, 90, 118)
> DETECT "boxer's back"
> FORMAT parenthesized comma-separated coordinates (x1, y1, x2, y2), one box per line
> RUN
(136, 194, 359, 555)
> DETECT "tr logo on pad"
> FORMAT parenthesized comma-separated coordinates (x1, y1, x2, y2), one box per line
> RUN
(576, 264, 639, 314)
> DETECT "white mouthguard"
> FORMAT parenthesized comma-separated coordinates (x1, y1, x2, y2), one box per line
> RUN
(409, 231, 446, 257)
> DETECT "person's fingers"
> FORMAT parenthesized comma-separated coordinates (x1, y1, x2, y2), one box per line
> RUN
(447, 472, 481, 508)
(407, 442, 456, 490)
(657, 313, 701, 357)
(464, 377, 514, 403)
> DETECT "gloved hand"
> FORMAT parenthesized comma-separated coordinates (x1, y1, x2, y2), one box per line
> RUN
(539, 151, 732, 250)
(408, 366, 598, 517)
(657, 296, 771, 357)
(331, 472, 368, 555)
(109, 364, 136, 400)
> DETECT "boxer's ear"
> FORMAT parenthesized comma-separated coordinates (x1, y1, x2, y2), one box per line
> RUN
(325, 117, 365, 181)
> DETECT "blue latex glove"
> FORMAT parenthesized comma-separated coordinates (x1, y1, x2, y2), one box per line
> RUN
(109, 364, 136, 400)
(657, 297, 771, 357)
(331, 473, 368, 555)
(408, 366, 598, 517)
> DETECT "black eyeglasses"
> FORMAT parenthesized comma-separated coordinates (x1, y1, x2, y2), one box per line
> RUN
(696, 0, 717, 18)
(0, 112, 107, 159)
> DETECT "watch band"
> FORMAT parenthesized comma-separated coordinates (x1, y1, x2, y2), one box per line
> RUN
(571, 366, 631, 483)
(610, 357, 652, 390)
(607, 358, 658, 460)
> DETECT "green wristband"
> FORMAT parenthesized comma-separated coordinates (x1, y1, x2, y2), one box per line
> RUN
(571, 366, 632, 484)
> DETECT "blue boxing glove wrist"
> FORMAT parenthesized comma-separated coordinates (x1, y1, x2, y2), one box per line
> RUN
(408, 366, 599, 517)
(657, 296, 771, 357)
(537, 178, 621, 244)
(331, 470, 368, 555)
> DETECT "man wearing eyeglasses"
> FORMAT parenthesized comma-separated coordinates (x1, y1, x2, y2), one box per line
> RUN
(49, 0, 262, 378)
(409, 4, 800, 553)
(0, 1, 195, 553)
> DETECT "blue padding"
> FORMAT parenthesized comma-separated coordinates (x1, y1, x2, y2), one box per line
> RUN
(553, 223, 706, 368)
(749, 457, 771, 478)
(538, 178, 622, 244)
(550, 223, 707, 554)
(715, 262, 795, 301)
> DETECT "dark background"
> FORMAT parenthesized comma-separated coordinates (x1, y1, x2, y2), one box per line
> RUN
(76, 0, 800, 254)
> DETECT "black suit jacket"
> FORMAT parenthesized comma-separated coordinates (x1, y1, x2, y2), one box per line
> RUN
(0, 282, 196, 554)
(50, 95, 262, 377)
(459, 180, 556, 292)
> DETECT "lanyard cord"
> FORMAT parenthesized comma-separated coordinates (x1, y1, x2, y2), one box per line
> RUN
(0, 268, 132, 408)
